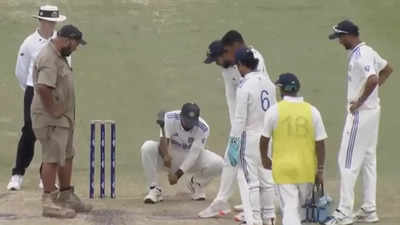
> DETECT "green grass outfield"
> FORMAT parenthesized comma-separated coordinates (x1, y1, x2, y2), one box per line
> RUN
(0, 0, 399, 224)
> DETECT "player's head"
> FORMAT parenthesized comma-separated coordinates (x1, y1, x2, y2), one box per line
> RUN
(235, 47, 259, 77)
(180, 103, 200, 131)
(275, 73, 300, 98)
(222, 30, 245, 65)
(34, 5, 66, 31)
(56, 24, 87, 57)
(203, 40, 230, 68)
(329, 20, 360, 50)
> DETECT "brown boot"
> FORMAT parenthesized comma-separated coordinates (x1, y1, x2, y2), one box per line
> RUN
(42, 190, 76, 218)
(57, 186, 93, 213)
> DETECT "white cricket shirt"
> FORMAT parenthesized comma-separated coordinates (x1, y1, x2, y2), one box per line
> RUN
(164, 110, 210, 172)
(347, 42, 387, 110)
(262, 96, 328, 141)
(230, 71, 277, 137)
(221, 46, 272, 126)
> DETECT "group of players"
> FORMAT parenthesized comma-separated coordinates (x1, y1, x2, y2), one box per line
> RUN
(140, 21, 393, 225)
(6, 4, 393, 224)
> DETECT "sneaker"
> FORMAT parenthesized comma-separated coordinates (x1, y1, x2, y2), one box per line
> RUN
(42, 190, 76, 218)
(57, 186, 92, 213)
(263, 217, 275, 225)
(144, 186, 163, 204)
(198, 200, 231, 218)
(353, 208, 379, 223)
(186, 176, 206, 201)
(234, 212, 245, 222)
(323, 209, 354, 225)
(7, 175, 23, 191)
(234, 204, 244, 212)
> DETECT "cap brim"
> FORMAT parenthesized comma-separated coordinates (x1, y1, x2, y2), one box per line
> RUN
(328, 32, 340, 40)
(203, 56, 216, 64)
(79, 39, 87, 45)
(32, 15, 67, 22)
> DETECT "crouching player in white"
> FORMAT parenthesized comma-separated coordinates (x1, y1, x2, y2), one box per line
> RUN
(141, 103, 224, 203)
(228, 48, 277, 225)
(260, 73, 327, 225)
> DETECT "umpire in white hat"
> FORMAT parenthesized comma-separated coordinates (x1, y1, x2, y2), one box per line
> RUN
(7, 5, 67, 191)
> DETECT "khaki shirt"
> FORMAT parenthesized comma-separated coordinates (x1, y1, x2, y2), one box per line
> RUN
(31, 41, 75, 129)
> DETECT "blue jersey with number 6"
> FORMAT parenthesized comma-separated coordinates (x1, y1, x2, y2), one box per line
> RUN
(230, 71, 277, 137)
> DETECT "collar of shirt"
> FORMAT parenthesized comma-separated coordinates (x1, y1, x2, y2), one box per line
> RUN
(34, 29, 57, 42)
(347, 42, 366, 57)
(283, 96, 304, 102)
(49, 40, 63, 58)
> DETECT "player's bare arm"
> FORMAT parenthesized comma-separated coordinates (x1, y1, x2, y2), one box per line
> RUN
(259, 136, 272, 170)
(36, 84, 65, 118)
(350, 75, 379, 113)
(378, 64, 393, 86)
(156, 111, 172, 168)
(315, 140, 326, 186)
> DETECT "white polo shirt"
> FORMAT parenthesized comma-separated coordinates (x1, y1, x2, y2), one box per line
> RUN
(230, 71, 277, 137)
(15, 30, 72, 90)
(262, 96, 328, 141)
(164, 110, 210, 172)
(221, 46, 272, 126)
(347, 42, 387, 110)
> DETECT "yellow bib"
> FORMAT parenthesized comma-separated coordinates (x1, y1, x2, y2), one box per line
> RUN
(272, 100, 316, 184)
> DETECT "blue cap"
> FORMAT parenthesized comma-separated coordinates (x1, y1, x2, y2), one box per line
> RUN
(234, 47, 254, 64)
(275, 73, 300, 93)
(329, 20, 359, 40)
(204, 40, 224, 64)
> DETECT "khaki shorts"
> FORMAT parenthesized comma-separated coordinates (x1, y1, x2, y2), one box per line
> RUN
(33, 126, 75, 166)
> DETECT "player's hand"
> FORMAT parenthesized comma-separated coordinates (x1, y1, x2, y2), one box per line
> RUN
(168, 173, 178, 185)
(163, 154, 172, 169)
(315, 170, 324, 186)
(227, 136, 241, 166)
(349, 101, 361, 114)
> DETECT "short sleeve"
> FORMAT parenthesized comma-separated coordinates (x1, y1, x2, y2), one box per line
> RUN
(36, 57, 57, 88)
(374, 51, 388, 73)
(262, 105, 278, 138)
(311, 106, 328, 141)
(357, 51, 377, 79)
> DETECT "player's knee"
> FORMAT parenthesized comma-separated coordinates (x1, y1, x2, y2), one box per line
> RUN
(140, 140, 158, 156)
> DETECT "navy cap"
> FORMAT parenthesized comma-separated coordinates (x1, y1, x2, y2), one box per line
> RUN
(180, 103, 200, 126)
(58, 24, 87, 45)
(275, 73, 300, 93)
(329, 20, 359, 40)
(234, 47, 254, 64)
(204, 40, 224, 64)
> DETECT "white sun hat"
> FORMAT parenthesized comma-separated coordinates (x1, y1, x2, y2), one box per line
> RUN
(32, 5, 66, 22)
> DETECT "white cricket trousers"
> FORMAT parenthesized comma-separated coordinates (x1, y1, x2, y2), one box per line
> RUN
(141, 140, 224, 188)
(240, 133, 275, 225)
(337, 108, 380, 216)
(277, 183, 313, 225)
(212, 144, 249, 216)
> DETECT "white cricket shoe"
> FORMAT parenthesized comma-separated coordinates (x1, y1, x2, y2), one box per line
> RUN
(186, 176, 206, 201)
(198, 200, 231, 218)
(323, 209, 354, 225)
(353, 208, 379, 223)
(7, 175, 23, 191)
(234, 204, 244, 212)
(144, 186, 163, 204)
(234, 212, 245, 222)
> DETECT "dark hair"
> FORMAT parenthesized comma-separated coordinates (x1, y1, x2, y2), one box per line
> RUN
(239, 57, 259, 71)
(221, 30, 244, 46)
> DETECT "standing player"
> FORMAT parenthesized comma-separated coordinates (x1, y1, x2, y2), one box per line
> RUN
(199, 40, 246, 220)
(260, 73, 327, 225)
(199, 30, 275, 223)
(228, 48, 277, 225)
(324, 20, 393, 225)
(8, 5, 66, 190)
(141, 103, 224, 203)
